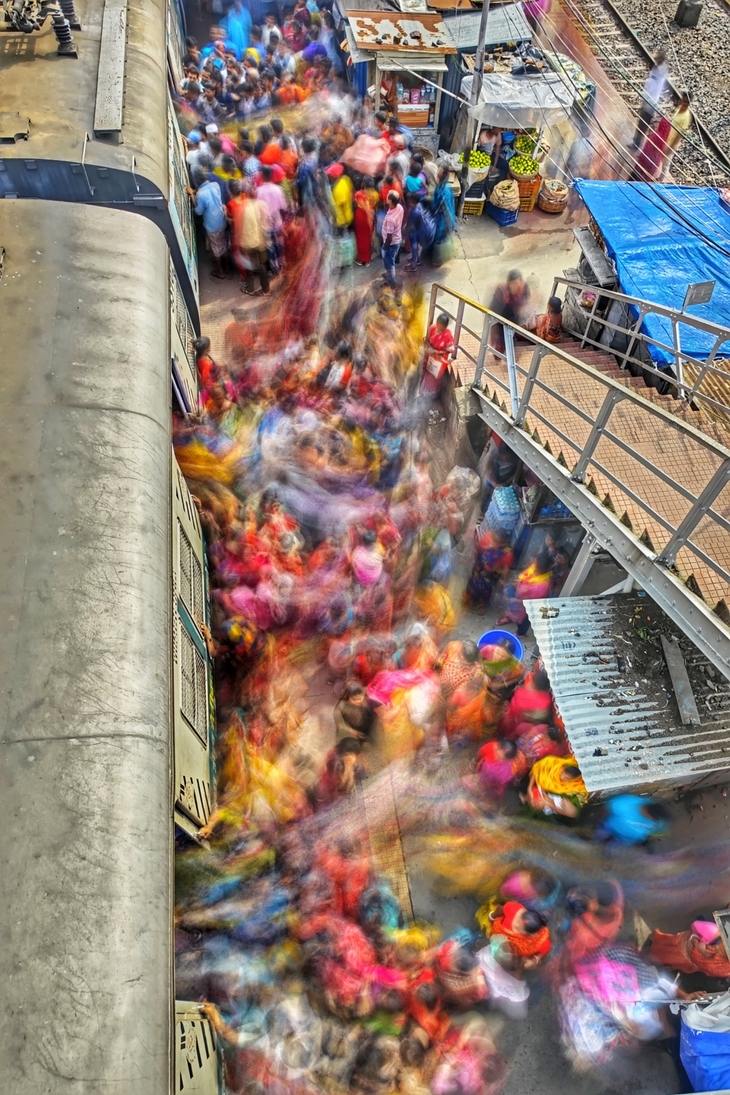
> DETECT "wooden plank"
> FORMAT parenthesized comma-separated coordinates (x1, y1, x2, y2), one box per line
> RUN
(660, 634, 701, 725)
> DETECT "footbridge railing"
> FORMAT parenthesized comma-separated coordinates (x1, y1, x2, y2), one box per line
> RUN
(427, 283, 730, 681)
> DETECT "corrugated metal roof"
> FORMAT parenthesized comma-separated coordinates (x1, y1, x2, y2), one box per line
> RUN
(346, 10, 458, 51)
(440, 5, 531, 49)
(525, 593, 730, 795)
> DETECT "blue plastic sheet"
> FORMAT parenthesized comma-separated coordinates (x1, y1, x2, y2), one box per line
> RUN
(681, 1015, 730, 1092)
(574, 180, 730, 367)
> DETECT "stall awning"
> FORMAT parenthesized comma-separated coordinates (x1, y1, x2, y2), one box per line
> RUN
(574, 180, 730, 365)
(442, 5, 531, 49)
(461, 70, 577, 127)
(525, 592, 730, 794)
(376, 51, 448, 69)
(345, 23, 373, 63)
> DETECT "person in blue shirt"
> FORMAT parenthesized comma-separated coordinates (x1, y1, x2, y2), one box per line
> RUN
(187, 168, 228, 279)
(596, 794, 671, 846)
(201, 24, 241, 61)
(224, 0, 252, 56)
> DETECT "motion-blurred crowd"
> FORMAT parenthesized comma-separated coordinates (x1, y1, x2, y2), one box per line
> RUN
(173, 15, 729, 1092)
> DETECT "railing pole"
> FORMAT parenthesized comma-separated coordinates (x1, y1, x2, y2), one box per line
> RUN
(474, 315, 494, 390)
(515, 344, 545, 427)
(504, 326, 519, 418)
(622, 306, 646, 372)
(453, 298, 466, 350)
(427, 283, 439, 330)
(571, 388, 626, 482)
(657, 458, 730, 566)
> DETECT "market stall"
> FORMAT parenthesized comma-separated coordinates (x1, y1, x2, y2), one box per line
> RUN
(345, 10, 457, 152)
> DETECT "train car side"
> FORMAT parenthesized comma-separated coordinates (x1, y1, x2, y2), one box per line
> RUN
(0, 199, 173, 1095)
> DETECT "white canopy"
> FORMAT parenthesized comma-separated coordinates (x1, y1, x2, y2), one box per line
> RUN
(460, 71, 578, 128)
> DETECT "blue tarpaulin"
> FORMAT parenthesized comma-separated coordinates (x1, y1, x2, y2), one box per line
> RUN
(575, 180, 730, 367)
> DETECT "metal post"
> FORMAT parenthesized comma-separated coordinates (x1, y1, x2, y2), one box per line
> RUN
(657, 458, 730, 566)
(453, 298, 466, 350)
(571, 388, 625, 482)
(672, 316, 686, 400)
(514, 344, 545, 426)
(456, 0, 492, 218)
(474, 315, 495, 389)
(622, 306, 647, 372)
(560, 532, 596, 596)
(427, 282, 439, 329)
(504, 326, 519, 418)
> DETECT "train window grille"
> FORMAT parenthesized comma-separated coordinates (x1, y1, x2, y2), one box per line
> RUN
(166, 0, 185, 87)
(170, 260, 196, 372)
(168, 108, 197, 265)
(178, 520, 204, 625)
(179, 622, 208, 746)
(176, 1017, 217, 1093)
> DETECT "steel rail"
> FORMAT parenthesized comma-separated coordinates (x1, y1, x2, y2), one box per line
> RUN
(428, 282, 730, 680)
(560, 0, 730, 175)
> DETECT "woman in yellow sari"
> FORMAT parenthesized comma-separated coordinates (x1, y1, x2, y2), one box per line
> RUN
(523, 755, 588, 819)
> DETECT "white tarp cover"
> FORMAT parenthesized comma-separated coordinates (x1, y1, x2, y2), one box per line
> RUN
(460, 71, 577, 127)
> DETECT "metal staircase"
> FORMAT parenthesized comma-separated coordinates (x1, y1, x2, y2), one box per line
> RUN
(428, 282, 730, 682)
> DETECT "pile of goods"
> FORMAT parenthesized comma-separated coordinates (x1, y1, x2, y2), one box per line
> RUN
(508, 155, 540, 180)
(458, 150, 492, 169)
(537, 178, 569, 213)
(489, 178, 520, 210)
(515, 134, 536, 155)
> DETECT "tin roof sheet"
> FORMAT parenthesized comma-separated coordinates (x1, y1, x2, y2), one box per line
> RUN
(525, 592, 730, 794)
(346, 10, 458, 51)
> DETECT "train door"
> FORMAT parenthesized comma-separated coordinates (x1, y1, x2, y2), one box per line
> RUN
(172, 459, 215, 839)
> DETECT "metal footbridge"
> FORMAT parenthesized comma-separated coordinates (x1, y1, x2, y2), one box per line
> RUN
(428, 282, 730, 682)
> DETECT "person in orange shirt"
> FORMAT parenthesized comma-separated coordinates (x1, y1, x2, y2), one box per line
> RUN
(279, 135, 299, 179)
(258, 123, 282, 165)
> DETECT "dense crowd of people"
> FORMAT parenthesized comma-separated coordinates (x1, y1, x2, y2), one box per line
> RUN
(173, 12, 456, 295)
(173, 18, 729, 1092)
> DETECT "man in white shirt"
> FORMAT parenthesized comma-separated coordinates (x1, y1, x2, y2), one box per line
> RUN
(630, 51, 668, 152)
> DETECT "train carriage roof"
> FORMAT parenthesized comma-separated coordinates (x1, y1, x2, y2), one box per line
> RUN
(0, 0, 169, 195)
(0, 199, 172, 1095)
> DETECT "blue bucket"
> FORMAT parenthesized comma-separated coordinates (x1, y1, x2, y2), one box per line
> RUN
(477, 629, 524, 662)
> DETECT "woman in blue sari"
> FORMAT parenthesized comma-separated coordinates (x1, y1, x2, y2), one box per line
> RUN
(431, 167, 456, 263)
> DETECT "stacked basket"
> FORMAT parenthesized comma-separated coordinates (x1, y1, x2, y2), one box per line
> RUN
(537, 179, 569, 213)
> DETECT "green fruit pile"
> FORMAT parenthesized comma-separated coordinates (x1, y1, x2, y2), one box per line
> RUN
(510, 154, 539, 175)
(515, 134, 535, 154)
(458, 150, 491, 168)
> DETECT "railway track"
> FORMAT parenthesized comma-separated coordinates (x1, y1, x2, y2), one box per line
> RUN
(560, 0, 730, 186)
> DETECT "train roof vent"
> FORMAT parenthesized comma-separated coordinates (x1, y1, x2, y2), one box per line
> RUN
(0, 113, 30, 143)
(93, 0, 128, 136)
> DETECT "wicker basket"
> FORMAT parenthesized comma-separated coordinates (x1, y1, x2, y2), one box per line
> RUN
(538, 180, 569, 213)
(509, 164, 539, 183)
(517, 176, 541, 212)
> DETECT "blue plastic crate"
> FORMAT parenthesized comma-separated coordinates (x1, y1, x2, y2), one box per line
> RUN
(484, 204, 519, 227)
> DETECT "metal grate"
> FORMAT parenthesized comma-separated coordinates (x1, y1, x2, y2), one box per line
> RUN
(179, 622, 207, 746)
(175, 1014, 218, 1093)
(168, 104, 196, 265)
(178, 520, 204, 625)
(94, 0, 128, 135)
(170, 260, 195, 370)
